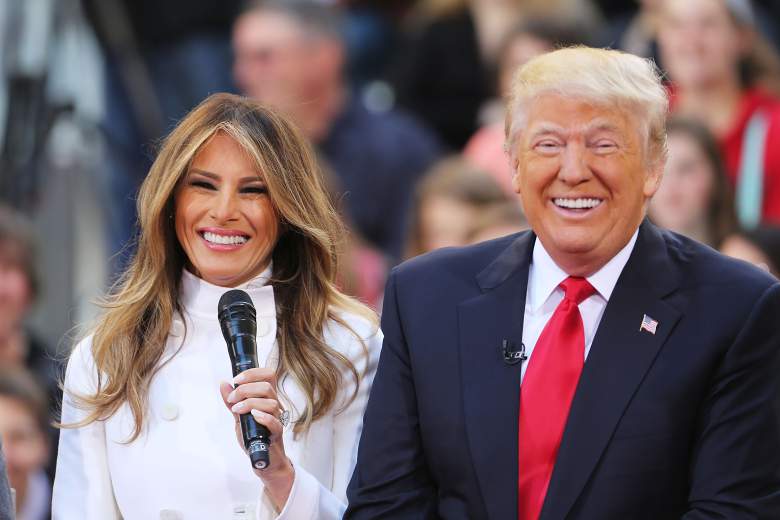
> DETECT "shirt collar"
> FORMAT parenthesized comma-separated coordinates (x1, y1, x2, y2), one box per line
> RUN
(179, 263, 275, 319)
(528, 229, 639, 312)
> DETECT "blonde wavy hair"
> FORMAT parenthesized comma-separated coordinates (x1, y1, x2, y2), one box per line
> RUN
(64, 93, 376, 439)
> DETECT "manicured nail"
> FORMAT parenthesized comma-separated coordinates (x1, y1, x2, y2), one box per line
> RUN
(231, 402, 245, 413)
(227, 390, 237, 403)
(251, 409, 264, 419)
(233, 373, 245, 384)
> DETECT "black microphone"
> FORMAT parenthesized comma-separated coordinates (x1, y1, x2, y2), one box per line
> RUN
(502, 340, 528, 365)
(218, 289, 271, 470)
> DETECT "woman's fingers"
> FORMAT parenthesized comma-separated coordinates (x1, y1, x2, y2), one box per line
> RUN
(229, 397, 279, 415)
(233, 367, 276, 385)
(250, 409, 284, 441)
(219, 381, 238, 417)
(226, 381, 277, 403)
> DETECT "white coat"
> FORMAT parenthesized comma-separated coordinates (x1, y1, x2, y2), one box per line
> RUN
(52, 269, 381, 519)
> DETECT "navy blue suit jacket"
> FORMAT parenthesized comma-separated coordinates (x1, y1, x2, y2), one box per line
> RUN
(346, 221, 780, 519)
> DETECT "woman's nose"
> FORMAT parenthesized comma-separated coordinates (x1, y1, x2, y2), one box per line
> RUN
(210, 191, 240, 222)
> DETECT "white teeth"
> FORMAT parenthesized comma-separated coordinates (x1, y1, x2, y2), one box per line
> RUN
(203, 232, 248, 245)
(554, 198, 602, 209)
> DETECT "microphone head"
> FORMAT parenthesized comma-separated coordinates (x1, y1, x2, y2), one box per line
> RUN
(218, 289, 256, 323)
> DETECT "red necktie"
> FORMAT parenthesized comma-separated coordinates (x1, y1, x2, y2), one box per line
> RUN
(518, 276, 595, 520)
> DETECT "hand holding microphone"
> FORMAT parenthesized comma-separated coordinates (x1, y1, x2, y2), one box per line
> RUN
(218, 290, 295, 507)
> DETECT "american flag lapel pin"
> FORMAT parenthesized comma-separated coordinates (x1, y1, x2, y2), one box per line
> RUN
(639, 314, 658, 335)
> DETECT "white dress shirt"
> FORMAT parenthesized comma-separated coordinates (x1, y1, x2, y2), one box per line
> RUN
(53, 267, 382, 520)
(520, 230, 639, 382)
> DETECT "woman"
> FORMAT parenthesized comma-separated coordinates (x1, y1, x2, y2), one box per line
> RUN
(649, 117, 736, 248)
(658, 0, 780, 226)
(0, 368, 51, 520)
(53, 93, 381, 519)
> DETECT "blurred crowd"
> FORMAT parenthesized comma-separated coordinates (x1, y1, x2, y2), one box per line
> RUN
(1, 0, 780, 518)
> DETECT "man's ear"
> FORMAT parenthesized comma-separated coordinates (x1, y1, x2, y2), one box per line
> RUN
(643, 156, 665, 199)
(511, 156, 522, 195)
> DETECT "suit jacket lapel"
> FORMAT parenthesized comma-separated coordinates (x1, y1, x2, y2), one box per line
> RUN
(541, 221, 683, 520)
(458, 232, 534, 520)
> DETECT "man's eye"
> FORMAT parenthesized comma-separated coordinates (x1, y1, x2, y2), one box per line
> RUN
(593, 141, 617, 151)
(535, 141, 561, 152)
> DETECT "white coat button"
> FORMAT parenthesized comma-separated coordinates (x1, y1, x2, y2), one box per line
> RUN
(169, 319, 184, 337)
(233, 504, 254, 519)
(160, 510, 182, 520)
(160, 403, 179, 421)
(257, 318, 271, 337)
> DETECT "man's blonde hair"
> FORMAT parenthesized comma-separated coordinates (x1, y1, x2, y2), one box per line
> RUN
(505, 46, 669, 166)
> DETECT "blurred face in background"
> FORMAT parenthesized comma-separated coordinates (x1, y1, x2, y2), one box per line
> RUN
(658, 0, 746, 89)
(0, 396, 48, 492)
(498, 34, 554, 98)
(174, 133, 280, 287)
(720, 234, 774, 274)
(233, 11, 309, 110)
(232, 10, 344, 140)
(649, 130, 715, 237)
(419, 196, 480, 252)
(0, 254, 32, 341)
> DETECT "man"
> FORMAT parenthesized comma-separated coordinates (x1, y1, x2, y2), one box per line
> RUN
(0, 441, 12, 519)
(346, 47, 780, 519)
(233, 0, 441, 262)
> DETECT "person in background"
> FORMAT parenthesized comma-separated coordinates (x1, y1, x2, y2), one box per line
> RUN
(0, 440, 13, 520)
(83, 0, 241, 273)
(658, 0, 780, 227)
(465, 201, 529, 244)
(649, 117, 736, 248)
(0, 206, 59, 401)
(53, 93, 382, 519)
(404, 156, 515, 258)
(233, 0, 440, 263)
(390, 0, 601, 150)
(463, 17, 587, 194)
(0, 368, 51, 520)
(721, 225, 780, 277)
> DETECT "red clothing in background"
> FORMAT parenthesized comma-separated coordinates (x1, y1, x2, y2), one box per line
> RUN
(670, 87, 780, 224)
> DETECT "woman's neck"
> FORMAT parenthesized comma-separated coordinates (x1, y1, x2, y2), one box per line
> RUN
(675, 78, 744, 137)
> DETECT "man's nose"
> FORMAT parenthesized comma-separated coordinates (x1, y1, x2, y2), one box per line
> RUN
(557, 143, 592, 185)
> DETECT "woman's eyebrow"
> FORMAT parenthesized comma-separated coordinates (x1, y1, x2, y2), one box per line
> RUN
(188, 168, 264, 183)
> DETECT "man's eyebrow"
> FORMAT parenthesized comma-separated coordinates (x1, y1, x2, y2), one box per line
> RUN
(583, 120, 622, 134)
(527, 123, 565, 140)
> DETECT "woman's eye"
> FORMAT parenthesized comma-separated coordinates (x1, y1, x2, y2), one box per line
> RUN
(241, 186, 267, 195)
(190, 180, 216, 190)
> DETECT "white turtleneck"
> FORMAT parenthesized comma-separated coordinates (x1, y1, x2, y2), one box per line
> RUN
(53, 268, 382, 520)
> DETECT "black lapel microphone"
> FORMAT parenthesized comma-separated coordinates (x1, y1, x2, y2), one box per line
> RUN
(218, 289, 271, 470)
(502, 339, 528, 365)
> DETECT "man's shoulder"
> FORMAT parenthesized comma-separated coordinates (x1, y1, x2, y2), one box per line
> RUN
(394, 232, 526, 287)
(661, 229, 778, 297)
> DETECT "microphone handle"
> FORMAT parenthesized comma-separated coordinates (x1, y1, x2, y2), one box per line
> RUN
(232, 346, 271, 470)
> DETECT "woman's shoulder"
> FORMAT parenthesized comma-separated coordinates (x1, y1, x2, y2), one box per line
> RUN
(63, 334, 100, 392)
(324, 309, 382, 359)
